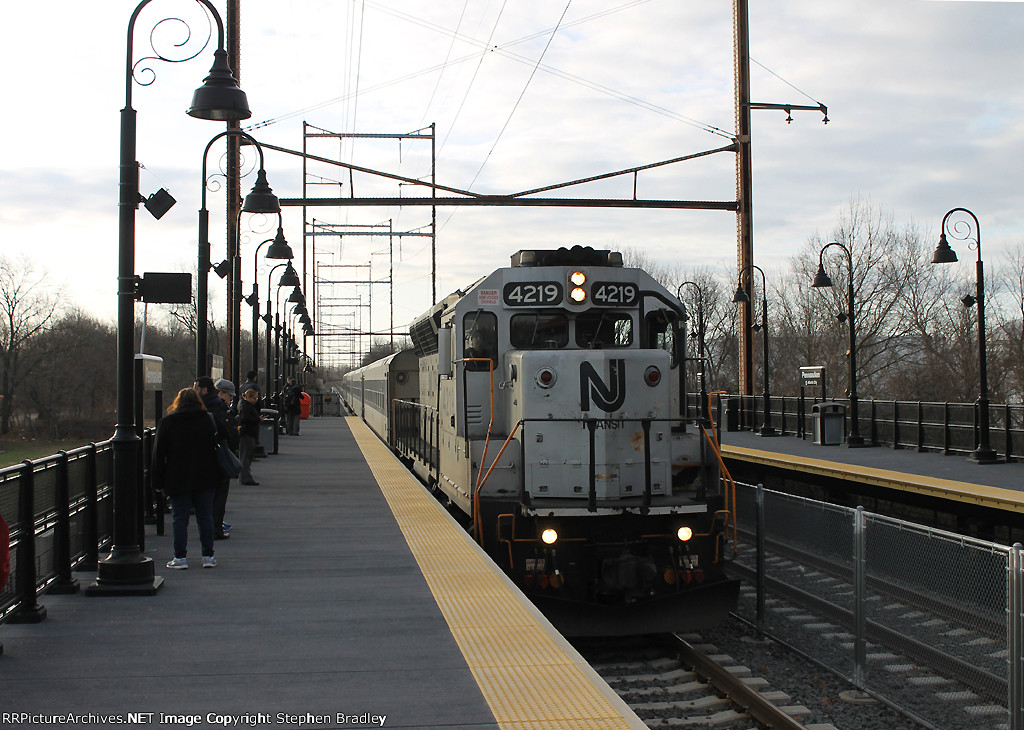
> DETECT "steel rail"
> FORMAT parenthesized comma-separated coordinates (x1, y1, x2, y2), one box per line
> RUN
(726, 559, 1007, 699)
(666, 633, 810, 729)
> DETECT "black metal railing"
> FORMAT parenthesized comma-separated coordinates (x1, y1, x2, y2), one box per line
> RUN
(0, 432, 161, 634)
(704, 393, 1023, 462)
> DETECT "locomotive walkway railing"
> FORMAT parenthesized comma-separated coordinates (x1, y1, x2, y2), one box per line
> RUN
(704, 393, 1024, 461)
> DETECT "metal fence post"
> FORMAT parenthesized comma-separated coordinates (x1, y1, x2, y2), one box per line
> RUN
(1011, 543, 1023, 730)
(854, 505, 866, 688)
(916, 401, 924, 452)
(943, 402, 951, 455)
(756, 483, 766, 634)
(49, 451, 80, 594)
(81, 443, 100, 571)
(9, 461, 45, 624)
(1005, 404, 1016, 463)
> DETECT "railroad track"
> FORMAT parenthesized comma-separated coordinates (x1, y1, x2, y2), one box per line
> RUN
(729, 534, 1010, 729)
(576, 633, 837, 729)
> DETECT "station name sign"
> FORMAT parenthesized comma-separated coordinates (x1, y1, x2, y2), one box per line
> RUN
(799, 365, 825, 387)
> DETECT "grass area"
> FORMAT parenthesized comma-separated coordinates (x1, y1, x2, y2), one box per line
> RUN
(0, 439, 96, 469)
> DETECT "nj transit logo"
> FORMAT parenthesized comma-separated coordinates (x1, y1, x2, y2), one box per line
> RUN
(580, 360, 626, 412)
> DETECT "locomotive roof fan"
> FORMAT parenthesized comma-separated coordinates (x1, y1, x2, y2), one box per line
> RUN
(511, 246, 623, 268)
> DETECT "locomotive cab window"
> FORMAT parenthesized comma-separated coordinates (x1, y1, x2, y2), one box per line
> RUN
(646, 310, 679, 367)
(576, 312, 632, 348)
(510, 312, 568, 349)
(463, 310, 498, 371)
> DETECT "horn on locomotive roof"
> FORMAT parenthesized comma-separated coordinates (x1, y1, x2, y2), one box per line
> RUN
(510, 246, 623, 268)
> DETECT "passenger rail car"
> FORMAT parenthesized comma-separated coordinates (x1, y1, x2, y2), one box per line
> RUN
(341, 246, 739, 635)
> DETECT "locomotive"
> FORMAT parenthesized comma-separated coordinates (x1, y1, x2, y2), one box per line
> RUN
(340, 246, 739, 635)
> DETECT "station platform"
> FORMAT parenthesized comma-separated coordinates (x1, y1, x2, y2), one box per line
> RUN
(718, 428, 1024, 514)
(1, 417, 645, 730)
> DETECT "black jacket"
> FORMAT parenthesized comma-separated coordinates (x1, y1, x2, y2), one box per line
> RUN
(204, 395, 240, 451)
(238, 399, 260, 438)
(150, 406, 222, 496)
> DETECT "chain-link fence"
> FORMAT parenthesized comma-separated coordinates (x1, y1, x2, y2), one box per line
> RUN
(730, 481, 1024, 730)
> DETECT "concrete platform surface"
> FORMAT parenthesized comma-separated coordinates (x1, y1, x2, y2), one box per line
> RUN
(1, 418, 499, 730)
(720, 428, 1024, 508)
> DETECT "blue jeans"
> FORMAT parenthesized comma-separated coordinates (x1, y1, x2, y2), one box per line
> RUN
(169, 488, 216, 559)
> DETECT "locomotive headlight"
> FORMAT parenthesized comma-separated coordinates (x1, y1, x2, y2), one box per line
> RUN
(644, 365, 662, 387)
(536, 367, 557, 388)
(569, 271, 586, 286)
(677, 526, 694, 542)
(541, 528, 559, 545)
(569, 287, 587, 303)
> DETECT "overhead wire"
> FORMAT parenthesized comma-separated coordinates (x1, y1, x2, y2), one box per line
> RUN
(245, 0, 727, 140)
(750, 57, 826, 108)
(420, 0, 471, 126)
(436, 0, 509, 154)
(464, 1, 572, 190)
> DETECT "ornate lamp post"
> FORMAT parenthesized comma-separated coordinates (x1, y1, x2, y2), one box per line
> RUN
(265, 262, 290, 393)
(276, 279, 302, 390)
(932, 208, 999, 464)
(248, 226, 293, 375)
(196, 131, 280, 378)
(733, 265, 777, 436)
(91, 0, 250, 596)
(677, 281, 708, 424)
(811, 242, 865, 447)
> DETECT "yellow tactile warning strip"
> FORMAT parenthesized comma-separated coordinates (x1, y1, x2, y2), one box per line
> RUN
(346, 417, 648, 730)
(721, 443, 1024, 514)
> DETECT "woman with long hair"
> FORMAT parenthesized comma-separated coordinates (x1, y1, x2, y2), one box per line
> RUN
(151, 387, 222, 569)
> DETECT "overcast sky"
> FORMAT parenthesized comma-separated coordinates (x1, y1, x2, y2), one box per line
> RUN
(1, 0, 1022, 365)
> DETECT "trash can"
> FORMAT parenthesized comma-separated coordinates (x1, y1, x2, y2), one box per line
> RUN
(299, 392, 312, 420)
(812, 402, 846, 445)
(260, 409, 280, 454)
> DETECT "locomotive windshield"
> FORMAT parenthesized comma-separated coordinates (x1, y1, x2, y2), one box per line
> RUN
(510, 312, 569, 349)
(576, 311, 632, 348)
(463, 310, 498, 371)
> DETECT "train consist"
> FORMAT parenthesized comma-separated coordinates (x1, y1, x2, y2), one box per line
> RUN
(340, 246, 738, 635)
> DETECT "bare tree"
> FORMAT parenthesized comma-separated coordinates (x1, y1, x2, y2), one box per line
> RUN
(25, 309, 115, 439)
(0, 256, 62, 434)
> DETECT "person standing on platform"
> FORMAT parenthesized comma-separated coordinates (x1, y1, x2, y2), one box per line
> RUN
(195, 377, 236, 540)
(238, 388, 260, 485)
(152, 388, 221, 569)
(241, 370, 261, 406)
(284, 377, 302, 436)
(241, 370, 263, 454)
(214, 379, 240, 538)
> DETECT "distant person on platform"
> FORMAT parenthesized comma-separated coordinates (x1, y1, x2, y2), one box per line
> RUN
(241, 370, 261, 408)
(238, 388, 261, 485)
(240, 369, 263, 452)
(284, 377, 302, 436)
(152, 388, 221, 569)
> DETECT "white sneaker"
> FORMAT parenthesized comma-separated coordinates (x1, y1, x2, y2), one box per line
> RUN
(202, 556, 217, 569)
(166, 557, 188, 570)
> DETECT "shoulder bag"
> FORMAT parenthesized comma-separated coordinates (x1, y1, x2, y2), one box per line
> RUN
(208, 412, 242, 479)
